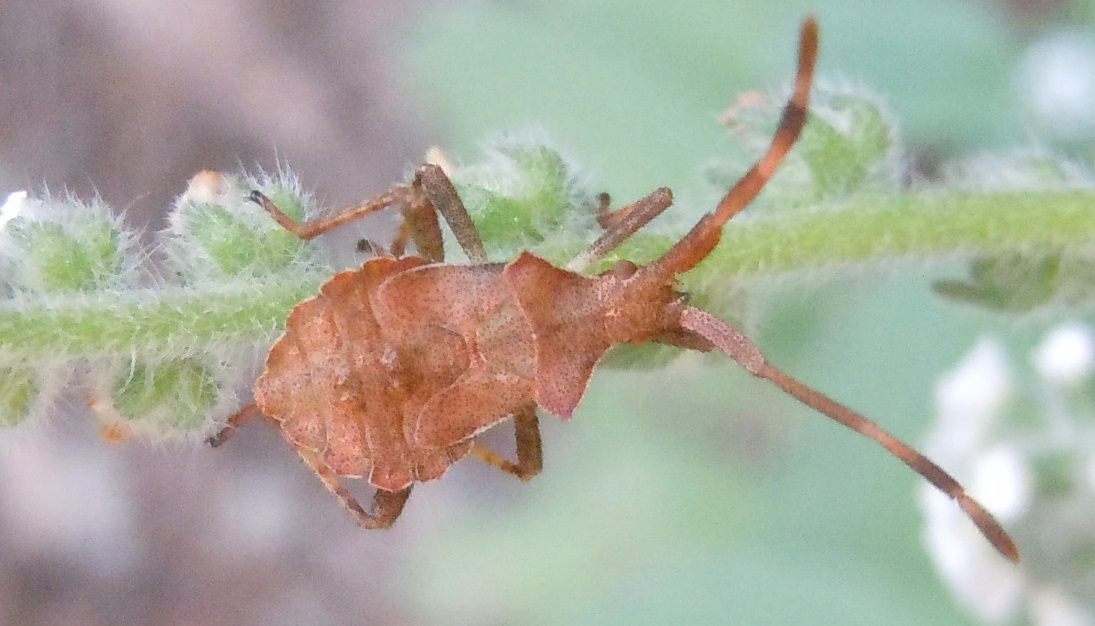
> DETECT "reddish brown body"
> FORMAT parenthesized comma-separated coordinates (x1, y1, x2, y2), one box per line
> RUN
(254, 256, 473, 492)
(256, 249, 680, 491)
(214, 18, 1020, 562)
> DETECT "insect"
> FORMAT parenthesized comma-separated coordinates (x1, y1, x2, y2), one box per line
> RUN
(211, 17, 1019, 562)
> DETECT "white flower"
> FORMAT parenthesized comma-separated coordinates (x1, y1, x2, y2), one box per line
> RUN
(1032, 322, 1095, 387)
(1028, 585, 1093, 626)
(930, 338, 1012, 460)
(971, 445, 1033, 523)
(921, 483, 1026, 624)
(1016, 31, 1095, 138)
(924, 327, 1095, 625)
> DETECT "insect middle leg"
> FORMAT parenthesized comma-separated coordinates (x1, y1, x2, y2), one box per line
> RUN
(469, 405, 543, 481)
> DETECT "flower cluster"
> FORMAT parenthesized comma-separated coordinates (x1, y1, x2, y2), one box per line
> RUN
(921, 323, 1095, 625)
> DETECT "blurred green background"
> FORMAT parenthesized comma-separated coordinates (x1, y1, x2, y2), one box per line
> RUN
(393, 1, 1095, 624)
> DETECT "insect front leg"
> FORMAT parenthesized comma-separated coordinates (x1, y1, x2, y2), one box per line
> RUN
(469, 406, 543, 481)
(566, 188, 674, 272)
(293, 444, 412, 530)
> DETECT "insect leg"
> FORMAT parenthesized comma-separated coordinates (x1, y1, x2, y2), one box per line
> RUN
(414, 164, 490, 263)
(469, 406, 543, 481)
(207, 403, 267, 447)
(248, 189, 408, 240)
(389, 223, 411, 258)
(678, 306, 1020, 562)
(398, 195, 445, 262)
(594, 193, 615, 228)
(293, 444, 412, 529)
(87, 392, 133, 444)
(210, 406, 410, 527)
(566, 188, 674, 273)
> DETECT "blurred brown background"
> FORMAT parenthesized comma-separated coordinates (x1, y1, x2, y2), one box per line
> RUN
(0, 1, 456, 624)
(0, 0, 430, 232)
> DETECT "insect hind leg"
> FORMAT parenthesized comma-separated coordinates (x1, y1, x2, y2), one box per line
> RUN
(209, 405, 410, 528)
(207, 403, 269, 447)
(294, 444, 412, 529)
(249, 190, 407, 241)
(470, 406, 543, 481)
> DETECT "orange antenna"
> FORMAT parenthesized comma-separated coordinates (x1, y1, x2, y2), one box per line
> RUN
(654, 17, 817, 277)
(678, 308, 1020, 562)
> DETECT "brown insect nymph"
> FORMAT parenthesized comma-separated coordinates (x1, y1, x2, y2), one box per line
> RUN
(212, 18, 1019, 563)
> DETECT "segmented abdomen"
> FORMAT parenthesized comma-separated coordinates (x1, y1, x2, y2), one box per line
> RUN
(255, 256, 472, 492)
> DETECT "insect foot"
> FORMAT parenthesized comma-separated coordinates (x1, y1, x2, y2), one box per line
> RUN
(211, 17, 1019, 562)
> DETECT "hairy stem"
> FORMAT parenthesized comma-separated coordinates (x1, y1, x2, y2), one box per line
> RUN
(722, 191, 1095, 276)
(604, 190, 1095, 280)
(0, 275, 324, 360)
(0, 191, 1091, 363)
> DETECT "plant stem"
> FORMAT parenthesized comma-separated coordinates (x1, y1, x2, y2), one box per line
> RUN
(1, 191, 1093, 361)
(0, 275, 324, 360)
(714, 191, 1095, 277)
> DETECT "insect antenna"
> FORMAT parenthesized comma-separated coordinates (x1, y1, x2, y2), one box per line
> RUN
(678, 307, 1021, 563)
(653, 16, 818, 278)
